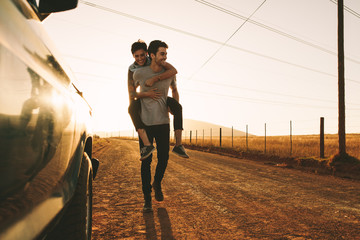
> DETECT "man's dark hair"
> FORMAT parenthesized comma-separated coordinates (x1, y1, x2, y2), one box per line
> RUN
(131, 40, 147, 54)
(148, 40, 168, 57)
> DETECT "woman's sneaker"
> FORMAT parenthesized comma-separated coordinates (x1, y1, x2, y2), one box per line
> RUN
(172, 145, 189, 158)
(140, 145, 155, 160)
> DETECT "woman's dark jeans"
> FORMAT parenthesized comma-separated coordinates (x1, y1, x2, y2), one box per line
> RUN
(128, 97, 183, 131)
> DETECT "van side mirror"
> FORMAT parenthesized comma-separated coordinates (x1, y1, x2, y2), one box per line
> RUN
(38, 0, 78, 13)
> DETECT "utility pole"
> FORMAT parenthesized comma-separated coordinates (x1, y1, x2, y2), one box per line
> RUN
(338, 0, 346, 157)
(320, 117, 325, 158)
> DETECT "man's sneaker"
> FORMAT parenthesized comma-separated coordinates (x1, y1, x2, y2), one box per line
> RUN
(143, 195, 153, 212)
(152, 182, 164, 202)
(172, 145, 189, 158)
(140, 145, 155, 160)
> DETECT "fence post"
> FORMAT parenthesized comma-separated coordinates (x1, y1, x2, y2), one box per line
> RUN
(220, 128, 222, 147)
(190, 130, 192, 144)
(246, 124, 248, 151)
(203, 129, 204, 146)
(196, 130, 198, 145)
(210, 128, 212, 145)
(290, 120, 293, 156)
(320, 117, 325, 158)
(264, 123, 267, 154)
(232, 126, 234, 148)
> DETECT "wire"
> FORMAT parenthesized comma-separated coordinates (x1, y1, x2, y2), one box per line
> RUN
(79, 0, 220, 43)
(78, 0, 360, 85)
(193, 79, 339, 104)
(190, 0, 267, 79)
(182, 88, 360, 110)
(181, 88, 342, 109)
(75, 1, 360, 109)
(195, 0, 360, 65)
(329, 0, 360, 18)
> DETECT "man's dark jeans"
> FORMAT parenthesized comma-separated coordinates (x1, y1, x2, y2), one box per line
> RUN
(139, 124, 170, 195)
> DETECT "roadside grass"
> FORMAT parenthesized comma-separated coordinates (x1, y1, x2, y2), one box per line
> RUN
(178, 134, 360, 160)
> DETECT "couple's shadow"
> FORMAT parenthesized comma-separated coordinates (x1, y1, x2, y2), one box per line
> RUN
(143, 207, 174, 240)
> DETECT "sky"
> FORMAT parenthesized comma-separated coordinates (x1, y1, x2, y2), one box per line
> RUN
(42, 0, 360, 136)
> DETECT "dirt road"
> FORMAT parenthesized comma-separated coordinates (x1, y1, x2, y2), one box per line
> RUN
(91, 138, 360, 239)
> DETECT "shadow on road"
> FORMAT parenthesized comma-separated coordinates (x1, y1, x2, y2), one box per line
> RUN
(158, 207, 174, 240)
(143, 211, 157, 239)
(143, 207, 174, 240)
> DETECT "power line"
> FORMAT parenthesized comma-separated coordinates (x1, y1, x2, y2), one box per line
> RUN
(194, 79, 339, 104)
(195, 0, 360, 65)
(75, 1, 360, 110)
(78, 0, 360, 85)
(330, 0, 360, 18)
(79, 0, 219, 43)
(182, 88, 360, 110)
(190, 0, 267, 79)
(182, 89, 336, 109)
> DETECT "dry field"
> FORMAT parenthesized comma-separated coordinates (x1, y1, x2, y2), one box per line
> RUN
(178, 134, 360, 160)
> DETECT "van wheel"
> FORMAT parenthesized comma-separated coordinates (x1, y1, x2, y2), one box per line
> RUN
(46, 153, 93, 240)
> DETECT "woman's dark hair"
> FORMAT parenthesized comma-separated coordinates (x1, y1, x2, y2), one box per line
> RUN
(131, 40, 147, 54)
